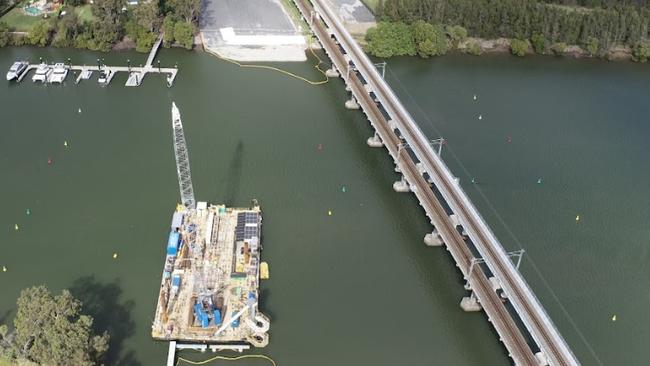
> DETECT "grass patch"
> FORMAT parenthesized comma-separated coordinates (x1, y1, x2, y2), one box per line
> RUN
(0, 7, 44, 32)
(0, 357, 14, 366)
(73, 4, 94, 23)
(361, 0, 379, 14)
(280, 0, 309, 32)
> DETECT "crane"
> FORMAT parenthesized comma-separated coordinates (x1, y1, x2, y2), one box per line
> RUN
(171, 102, 196, 209)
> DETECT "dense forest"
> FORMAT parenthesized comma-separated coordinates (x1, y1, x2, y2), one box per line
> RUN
(368, 0, 650, 59)
(0, 0, 198, 52)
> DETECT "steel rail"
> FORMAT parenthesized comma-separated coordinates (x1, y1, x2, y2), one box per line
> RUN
(295, 1, 580, 364)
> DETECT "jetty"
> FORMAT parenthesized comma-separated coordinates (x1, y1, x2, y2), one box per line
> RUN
(10, 35, 178, 87)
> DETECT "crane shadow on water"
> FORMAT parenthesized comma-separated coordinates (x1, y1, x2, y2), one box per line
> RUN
(69, 276, 140, 366)
(217, 140, 244, 206)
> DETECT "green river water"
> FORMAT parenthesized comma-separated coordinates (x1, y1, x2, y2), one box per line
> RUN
(0, 47, 648, 365)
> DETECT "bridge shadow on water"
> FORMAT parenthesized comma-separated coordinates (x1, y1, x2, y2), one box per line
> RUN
(69, 276, 140, 366)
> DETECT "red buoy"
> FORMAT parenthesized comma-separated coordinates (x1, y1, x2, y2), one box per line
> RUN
(506, 136, 512, 144)
(47, 156, 53, 165)
(317, 143, 323, 151)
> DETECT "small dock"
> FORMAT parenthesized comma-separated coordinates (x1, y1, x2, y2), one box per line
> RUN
(10, 34, 178, 87)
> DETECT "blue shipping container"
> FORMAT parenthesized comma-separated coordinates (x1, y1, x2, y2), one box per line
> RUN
(213, 309, 222, 326)
(167, 232, 180, 255)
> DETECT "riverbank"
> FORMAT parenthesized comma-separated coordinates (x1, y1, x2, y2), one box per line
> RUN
(458, 37, 636, 61)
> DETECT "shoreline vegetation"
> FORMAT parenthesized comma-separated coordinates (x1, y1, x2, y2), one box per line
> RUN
(0, 0, 199, 52)
(363, 0, 650, 62)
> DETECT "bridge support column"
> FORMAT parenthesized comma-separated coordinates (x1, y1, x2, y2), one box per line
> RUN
(345, 97, 360, 109)
(460, 293, 482, 312)
(424, 231, 443, 246)
(366, 133, 383, 147)
(325, 67, 339, 78)
(393, 177, 410, 192)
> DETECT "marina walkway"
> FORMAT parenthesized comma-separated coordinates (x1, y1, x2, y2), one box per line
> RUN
(13, 35, 176, 87)
(294, 0, 580, 364)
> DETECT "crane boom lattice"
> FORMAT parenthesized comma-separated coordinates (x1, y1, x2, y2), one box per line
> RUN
(171, 102, 196, 209)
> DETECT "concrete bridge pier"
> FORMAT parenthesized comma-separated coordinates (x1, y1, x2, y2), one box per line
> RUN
(367, 133, 383, 147)
(325, 67, 339, 77)
(345, 96, 360, 109)
(393, 177, 411, 192)
(424, 230, 443, 246)
(460, 292, 482, 312)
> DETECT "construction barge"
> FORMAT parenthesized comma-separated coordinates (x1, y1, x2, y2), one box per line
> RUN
(152, 103, 270, 350)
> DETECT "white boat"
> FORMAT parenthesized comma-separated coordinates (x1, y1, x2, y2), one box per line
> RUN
(6, 61, 28, 81)
(48, 63, 68, 83)
(98, 69, 113, 85)
(31, 63, 52, 83)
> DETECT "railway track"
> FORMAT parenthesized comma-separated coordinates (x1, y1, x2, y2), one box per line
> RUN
(293, 0, 580, 364)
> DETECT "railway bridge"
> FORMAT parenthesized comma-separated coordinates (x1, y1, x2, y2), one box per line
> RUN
(293, 0, 580, 364)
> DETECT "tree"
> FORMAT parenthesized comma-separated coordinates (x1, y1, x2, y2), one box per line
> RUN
(530, 33, 548, 54)
(411, 21, 448, 57)
(551, 41, 567, 55)
(92, 0, 125, 49)
(0, 22, 9, 47)
(584, 36, 599, 55)
(27, 20, 54, 46)
(365, 21, 416, 58)
(446, 25, 467, 48)
(510, 38, 529, 56)
(173, 21, 194, 49)
(167, 0, 200, 23)
(6, 286, 109, 366)
(632, 41, 650, 62)
(162, 15, 175, 47)
(134, 1, 160, 32)
(465, 40, 483, 55)
(52, 13, 81, 48)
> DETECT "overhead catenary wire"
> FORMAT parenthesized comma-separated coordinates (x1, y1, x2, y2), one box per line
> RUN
(385, 64, 604, 366)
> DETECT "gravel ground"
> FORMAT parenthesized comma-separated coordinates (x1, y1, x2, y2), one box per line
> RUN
(200, 0, 306, 61)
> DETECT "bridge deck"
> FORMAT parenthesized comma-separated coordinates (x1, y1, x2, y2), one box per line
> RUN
(294, 0, 580, 365)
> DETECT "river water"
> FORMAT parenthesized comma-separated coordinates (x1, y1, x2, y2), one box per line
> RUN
(0, 47, 647, 365)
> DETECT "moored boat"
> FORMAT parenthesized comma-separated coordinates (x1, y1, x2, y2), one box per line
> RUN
(48, 63, 68, 83)
(31, 63, 51, 83)
(6, 61, 28, 81)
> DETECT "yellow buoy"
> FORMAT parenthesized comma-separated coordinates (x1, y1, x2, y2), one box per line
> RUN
(260, 262, 270, 280)
(64, 140, 68, 148)
(2, 266, 6, 272)
(575, 215, 580, 222)
(112, 252, 118, 259)
(327, 210, 332, 216)
(14, 224, 19, 231)
(611, 314, 617, 322)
